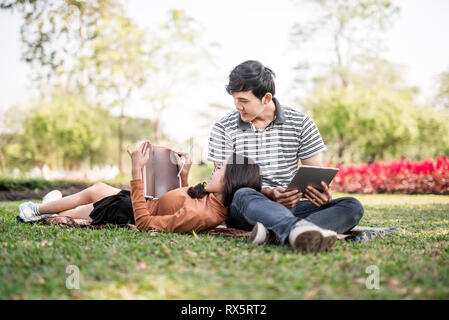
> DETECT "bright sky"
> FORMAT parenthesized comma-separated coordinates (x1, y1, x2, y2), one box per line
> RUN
(1, 0, 449, 153)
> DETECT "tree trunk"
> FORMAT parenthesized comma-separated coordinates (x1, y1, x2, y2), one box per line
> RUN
(56, 61, 65, 91)
(155, 118, 161, 144)
(0, 149, 6, 174)
(337, 134, 345, 164)
(334, 21, 348, 88)
(79, 9, 88, 90)
(118, 110, 127, 175)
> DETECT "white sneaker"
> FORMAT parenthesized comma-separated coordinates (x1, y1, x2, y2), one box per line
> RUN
(288, 221, 323, 254)
(318, 229, 338, 253)
(17, 202, 41, 223)
(42, 190, 62, 204)
(288, 220, 338, 254)
(248, 222, 277, 245)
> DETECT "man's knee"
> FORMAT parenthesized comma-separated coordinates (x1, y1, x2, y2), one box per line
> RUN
(343, 197, 364, 225)
(232, 187, 262, 205)
(227, 188, 259, 230)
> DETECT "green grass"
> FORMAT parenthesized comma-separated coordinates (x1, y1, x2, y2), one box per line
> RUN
(1, 193, 448, 299)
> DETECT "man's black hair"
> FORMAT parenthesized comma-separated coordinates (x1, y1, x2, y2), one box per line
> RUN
(226, 60, 276, 100)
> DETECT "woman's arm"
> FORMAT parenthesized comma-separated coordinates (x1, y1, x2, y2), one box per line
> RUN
(175, 151, 192, 187)
(180, 173, 189, 187)
(127, 141, 150, 180)
(130, 180, 217, 232)
(127, 142, 153, 222)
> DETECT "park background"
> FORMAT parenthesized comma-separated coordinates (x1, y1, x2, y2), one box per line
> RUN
(0, 0, 448, 300)
(1, 0, 449, 186)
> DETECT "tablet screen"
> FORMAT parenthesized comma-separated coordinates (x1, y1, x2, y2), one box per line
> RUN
(287, 165, 339, 193)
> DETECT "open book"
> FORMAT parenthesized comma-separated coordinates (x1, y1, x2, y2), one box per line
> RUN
(141, 143, 182, 199)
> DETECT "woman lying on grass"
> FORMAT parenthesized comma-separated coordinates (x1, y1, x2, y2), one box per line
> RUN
(17, 142, 262, 233)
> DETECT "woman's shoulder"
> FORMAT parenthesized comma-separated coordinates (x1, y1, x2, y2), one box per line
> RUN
(205, 193, 227, 216)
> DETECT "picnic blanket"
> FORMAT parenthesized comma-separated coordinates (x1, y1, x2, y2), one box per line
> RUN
(38, 215, 399, 242)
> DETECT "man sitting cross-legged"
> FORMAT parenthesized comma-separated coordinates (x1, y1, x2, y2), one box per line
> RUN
(207, 60, 364, 254)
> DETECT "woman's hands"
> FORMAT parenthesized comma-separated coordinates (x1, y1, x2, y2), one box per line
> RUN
(126, 141, 193, 184)
(175, 151, 192, 187)
(127, 141, 150, 179)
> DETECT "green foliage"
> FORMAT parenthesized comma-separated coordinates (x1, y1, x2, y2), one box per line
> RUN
(88, 14, 153, 105)
(121, 116, 162, 144)
(409, 106, 449, 160)
(0, 133, 35, 173)
(288, 1, 445, 163)
(291, 0, 400, 87)
(1, 2, 211, 174)
(305, 80, 422, 163)
(436, 68, 449, 110)
(188, 163, 214, 186)
(0, 0, 121, 89)
(305, 82, 449, 163)
(0, 178, 89, 192)
(22, 92, 113, 170)
(0, 91, 163, 174)
(143, 9, 212, 144)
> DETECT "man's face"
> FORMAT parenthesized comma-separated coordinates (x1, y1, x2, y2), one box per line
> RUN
(231, 91, 265, 123)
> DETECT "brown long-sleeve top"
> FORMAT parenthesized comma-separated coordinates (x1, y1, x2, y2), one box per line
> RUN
(130, 179, 228, 233)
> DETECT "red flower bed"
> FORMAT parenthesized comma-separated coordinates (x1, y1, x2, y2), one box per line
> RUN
(329, 154, 449, 195)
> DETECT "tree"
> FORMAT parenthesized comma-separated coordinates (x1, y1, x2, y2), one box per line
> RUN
(304, 58, 449, 163)
(408, 106, 449, 160)
(436, 68, 449, 111)
(305, 83, 419, 164)
(289, 1, 433, 163)
(143, 9, 215, 144)
(22, 92, 113, 170)
(0, 102, 36, 174)
(303, 60, 423, 163)
(87, 14, 154, 174)
(0, 0, 120, 91)
(290, 0, 399, 89)
(1, 1, 158, 175)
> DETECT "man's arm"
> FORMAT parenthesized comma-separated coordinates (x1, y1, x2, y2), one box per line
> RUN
(300, 153, 322, 166)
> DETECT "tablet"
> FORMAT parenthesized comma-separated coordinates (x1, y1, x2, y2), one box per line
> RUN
(286, 165, 339, 194)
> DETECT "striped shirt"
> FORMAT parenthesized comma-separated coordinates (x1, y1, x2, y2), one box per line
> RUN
(207, 97, 327, 189)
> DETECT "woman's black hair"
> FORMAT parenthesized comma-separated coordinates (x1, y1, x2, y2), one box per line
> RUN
(187, 153, 262, 207)
(225, 60, 276, 100)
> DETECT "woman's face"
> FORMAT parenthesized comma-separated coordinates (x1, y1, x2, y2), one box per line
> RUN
(205, 162, 227, 193)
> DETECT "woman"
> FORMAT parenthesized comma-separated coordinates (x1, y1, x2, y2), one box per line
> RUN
(17, 142, 262, 233)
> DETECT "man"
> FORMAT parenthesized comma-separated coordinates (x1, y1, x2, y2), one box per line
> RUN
(207, 60, 364, 254)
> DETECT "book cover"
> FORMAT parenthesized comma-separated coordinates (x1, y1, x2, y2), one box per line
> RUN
(141, 144, 182, 199)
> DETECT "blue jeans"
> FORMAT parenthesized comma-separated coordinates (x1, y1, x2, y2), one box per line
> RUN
(227, 188, 364, 244)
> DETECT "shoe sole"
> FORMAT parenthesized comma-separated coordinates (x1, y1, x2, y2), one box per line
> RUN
(248, 223, 267, 245)
(318, 233, 338, 252)
(16, 215, 41, 223)
(292, 230, 322, 254)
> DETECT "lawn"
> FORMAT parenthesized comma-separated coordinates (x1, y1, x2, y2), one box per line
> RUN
(0, 193, 448, 299)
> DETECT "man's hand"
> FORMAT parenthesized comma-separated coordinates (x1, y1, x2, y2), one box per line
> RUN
(304, 181, 332, 207)
(269, 186, 303, 209)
